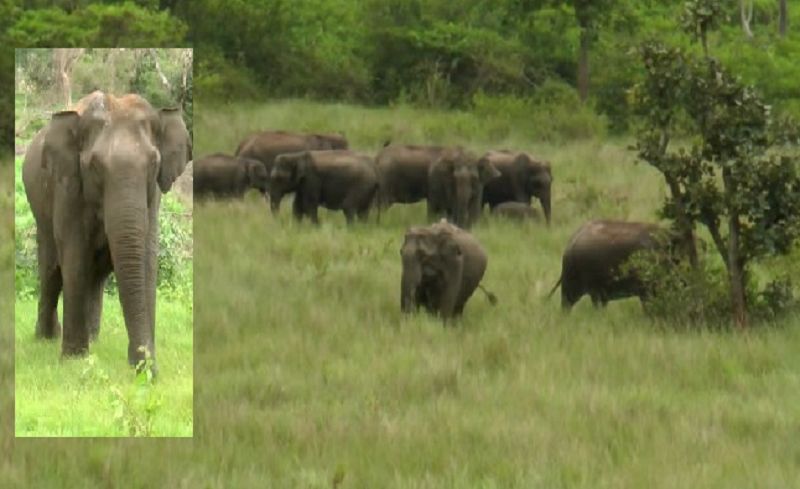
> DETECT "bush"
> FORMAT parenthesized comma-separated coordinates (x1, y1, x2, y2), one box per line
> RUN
(629, 250, 797, 329)
(471, 80, 607, 142)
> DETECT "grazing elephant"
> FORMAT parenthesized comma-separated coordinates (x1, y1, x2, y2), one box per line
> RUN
(482, 150, 552, 225)
(193, 153, 268, 200)
(235, 130, 348, 212)
(375, 144, 448, 209)
(428, 147, 500, 229)
(269, 150, 378, 224)
(400, 219, 496, 320)
(547, 219, 689, 309)
(22, 91, 191, 375)
(491, 202, 540, 221)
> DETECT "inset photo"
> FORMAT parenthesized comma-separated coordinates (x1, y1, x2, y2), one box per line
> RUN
(14, 48, 193, 437)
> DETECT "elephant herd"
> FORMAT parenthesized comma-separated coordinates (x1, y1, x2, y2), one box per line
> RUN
(193, 130, 552, 229)
(197, 129, 692, 320)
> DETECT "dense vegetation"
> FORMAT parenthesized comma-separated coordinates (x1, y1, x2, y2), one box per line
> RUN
(1, 1, 799, 148)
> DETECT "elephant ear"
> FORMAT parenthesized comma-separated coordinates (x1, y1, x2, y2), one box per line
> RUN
(436, 232, 462, 259)
(157, 108, 191, 193)
(43, 111, 81, 179)
(292, 151, 310, 180)
(477, 156, 501, 184)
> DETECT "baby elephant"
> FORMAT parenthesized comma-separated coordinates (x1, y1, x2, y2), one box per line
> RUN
(548, 219, 691, 309)
(400, 219, 496, 321)
(194, 153, 268, 200)
(270, 150, 379, 224)
(491, 202, 540, 221)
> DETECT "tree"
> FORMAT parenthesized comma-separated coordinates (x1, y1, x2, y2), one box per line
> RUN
(53, 48, 83, 107)
(740, 0, 753, 39)
(779, 0, 788, 36)
(571, 0, 613, 102)
(633, 41, 800, 329)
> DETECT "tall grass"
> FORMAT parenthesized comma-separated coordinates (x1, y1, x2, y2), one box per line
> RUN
(3, 101, 799, 486)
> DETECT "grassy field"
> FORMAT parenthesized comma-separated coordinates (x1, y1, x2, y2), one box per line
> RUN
(3, 100, 800, 486)
(14, 297, 193, 437)
(12, 148, 193, 437)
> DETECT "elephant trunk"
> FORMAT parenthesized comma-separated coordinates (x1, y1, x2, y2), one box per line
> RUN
(104, 179, 151, 369)
(540, 187, 552, 226)
(401, 254, 421, 313)
(454, 176, 471, 228)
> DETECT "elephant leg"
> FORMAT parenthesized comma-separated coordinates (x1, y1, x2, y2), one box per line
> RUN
(59, 238, 91, 357)
(342, 209, 356, 225)
(87, 247, 113, 342)
(34, 227, 62, 339)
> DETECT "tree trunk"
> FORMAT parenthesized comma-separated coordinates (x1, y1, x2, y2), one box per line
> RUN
(53, 49, 83, 108)
(740, 0, 754, 38)
(149, 49, 171, 93)
(577, 27, 590, 103)
(723, 170, 748, 329)
(779, 0, 788, 36)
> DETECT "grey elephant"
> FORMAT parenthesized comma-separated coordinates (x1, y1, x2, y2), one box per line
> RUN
(193, 153, 268, 200)
(375, 144, 448, 210)
(22, 91, 191, 375)
(547, 219, 690, 309)
(235, 130, 348, 212)
(269, 150, 378, 224)
(400, 219, 496, 320)
(481, 150, 552, 225)
(427, 147, 500, 229)
(491, 202, 540, 221)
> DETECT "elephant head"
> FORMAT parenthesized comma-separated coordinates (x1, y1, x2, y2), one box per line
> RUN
(512, 153, 552, 225)
(269, 151, 309, 208)
(43, 92, 190, 368)
(400, 224, 464, 317)
(243, 157, 269, 193)
(430, 148, 500, 229)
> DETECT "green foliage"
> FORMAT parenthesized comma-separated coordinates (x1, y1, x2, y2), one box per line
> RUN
(632, 35, 800, 325)
(7, 2, 187, 47)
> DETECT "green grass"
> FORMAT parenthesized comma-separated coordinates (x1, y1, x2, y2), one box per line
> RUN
(3, 100, 800, 486)
(14, 296, 193, 437)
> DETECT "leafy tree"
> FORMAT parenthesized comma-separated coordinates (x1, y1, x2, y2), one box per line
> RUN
(633, 38, 800, 328)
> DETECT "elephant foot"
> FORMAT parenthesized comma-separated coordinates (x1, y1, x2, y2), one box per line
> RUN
(129, 345, 158, 380)
(35, 320, 62, 340)
(61, 342, 89, 357)
(88, 325, 101, 342)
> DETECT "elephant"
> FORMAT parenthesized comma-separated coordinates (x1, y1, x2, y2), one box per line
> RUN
(235, 130, 348, 212)
(269, 150, 379, 224)
(481, 150, 552, 225)
(400, 219, 496, 320)
(427, 147, 500, 229)
(375, 144, 448, 210)
(547, 219, 690, 309)
(22, 91, 191, 375)
(491, 202, 540, 221)
(193, 153, 268, 200)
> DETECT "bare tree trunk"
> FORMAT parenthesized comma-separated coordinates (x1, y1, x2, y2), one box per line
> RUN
(53, 48, 84, 108)
(577, 28, 590, 103)
(779, 0, 788, 36)
(179, 49, 192, 106)
(149, 49, 171, 93)
(740, 0, 754, 38)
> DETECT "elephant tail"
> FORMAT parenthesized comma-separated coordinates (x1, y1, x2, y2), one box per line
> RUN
(382, 138, 392, 148)
(546, 276, 562, 299)
(478, 284, 498, 306)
